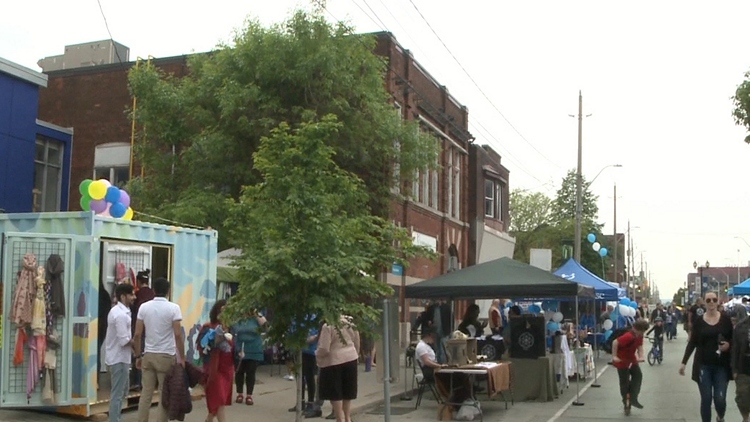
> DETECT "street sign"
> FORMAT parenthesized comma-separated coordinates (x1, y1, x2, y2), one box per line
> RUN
(391, 263, 403, 276)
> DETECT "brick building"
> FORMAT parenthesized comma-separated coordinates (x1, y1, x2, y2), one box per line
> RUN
(37, 33, 515, 334)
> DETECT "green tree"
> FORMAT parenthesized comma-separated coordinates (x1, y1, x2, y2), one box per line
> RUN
(732, 70, 750, 143)
(127, 10, 436, 246)
(224, 116, 429, 420)
(550, 169, 599, 225)
(508, 189, 552, 232)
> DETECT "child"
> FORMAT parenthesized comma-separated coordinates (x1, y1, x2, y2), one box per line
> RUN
(646, 317, 664, 359)
(612, 319, 649, 414)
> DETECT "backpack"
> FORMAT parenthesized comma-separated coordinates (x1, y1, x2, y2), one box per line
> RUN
(603, 327, 630, 354)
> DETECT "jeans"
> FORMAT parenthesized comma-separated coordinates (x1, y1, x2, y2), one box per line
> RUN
(137, 353, 175, 422)
(616, 365, 642, 403)
(235, 359, 259, 395)
(108, 362, 130, 422)
(698, 364, 729, 422)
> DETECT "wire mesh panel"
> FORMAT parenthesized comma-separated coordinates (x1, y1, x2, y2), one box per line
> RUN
(2, 236, 70, 406)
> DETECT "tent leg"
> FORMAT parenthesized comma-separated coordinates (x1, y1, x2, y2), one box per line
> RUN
(572, 295, 584, 406)
(591, 299, 601, 388)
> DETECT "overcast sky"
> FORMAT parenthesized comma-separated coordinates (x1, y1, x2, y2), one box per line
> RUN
(3, 0, 750, 298)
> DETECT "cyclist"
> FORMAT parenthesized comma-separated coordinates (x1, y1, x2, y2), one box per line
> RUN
(647, 317, 665, 360)
(613, 319, 649, 414)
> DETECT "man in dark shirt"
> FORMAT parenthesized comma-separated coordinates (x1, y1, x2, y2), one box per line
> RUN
(646, 317, 665, 359)
(688, 298, 706, 334)
(130, 270, 154, 390)
(651, 303, 666, 323)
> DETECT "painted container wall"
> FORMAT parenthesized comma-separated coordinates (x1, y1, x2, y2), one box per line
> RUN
(0, 212, 217, 410)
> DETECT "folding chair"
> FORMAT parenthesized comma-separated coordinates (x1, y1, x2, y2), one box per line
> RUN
(415, 361, 441, 409)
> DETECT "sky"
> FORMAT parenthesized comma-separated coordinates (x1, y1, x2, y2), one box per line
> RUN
(3, 0, 750, 298)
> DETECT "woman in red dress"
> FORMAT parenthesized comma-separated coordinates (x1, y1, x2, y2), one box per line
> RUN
(202, 300, 235, 422)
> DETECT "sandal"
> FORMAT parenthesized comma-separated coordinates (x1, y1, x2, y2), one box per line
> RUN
(235, 394, 244, 404)
(246, 395, 254, 405)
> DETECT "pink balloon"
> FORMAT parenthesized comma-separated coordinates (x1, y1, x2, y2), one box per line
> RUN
(90, 199, 108, 213)
(119, 190, 131, 208)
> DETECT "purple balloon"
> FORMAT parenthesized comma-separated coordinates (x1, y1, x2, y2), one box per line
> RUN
(90, 199, 108, 213)
(119, 190, 131, 208)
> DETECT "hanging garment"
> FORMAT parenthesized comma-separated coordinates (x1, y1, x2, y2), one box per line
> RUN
(31, 267, 47, 336)
(44, 273, 54, 337)
(12, 254, 37, 326)
(42, 349, 57, 404)
(13, 328, 27, 366)
(45, 254, 65, 317)
(27, 336, 40, 400)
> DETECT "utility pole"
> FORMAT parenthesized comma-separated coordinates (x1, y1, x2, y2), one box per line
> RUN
(574, 91, 584, 262)
(613, 184, 617, 284)
(625, 220, 631, 297)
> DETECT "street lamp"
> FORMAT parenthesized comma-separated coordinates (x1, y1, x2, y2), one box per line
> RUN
(693, 260, 710, 298)
(574, 163, 623, 262)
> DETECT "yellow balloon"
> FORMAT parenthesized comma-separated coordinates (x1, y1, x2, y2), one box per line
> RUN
(123, 207, 134, 221)
(88, 180, 107, 200)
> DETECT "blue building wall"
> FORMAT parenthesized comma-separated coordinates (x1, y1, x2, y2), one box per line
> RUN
(0, 58, 72, 213)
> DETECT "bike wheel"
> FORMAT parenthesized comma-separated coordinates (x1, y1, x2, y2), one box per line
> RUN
(647, 350, 656, 366)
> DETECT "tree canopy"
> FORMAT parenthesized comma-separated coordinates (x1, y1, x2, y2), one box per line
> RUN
(733, 70, 750, 144)
(550, 169, 599, 226)
(508, 189, 552, 232)
(127, 10, 436, 248)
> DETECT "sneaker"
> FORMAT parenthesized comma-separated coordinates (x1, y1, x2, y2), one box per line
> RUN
(287, 375, 296, 381)
(325, 411, 336, 420)
(283, 374, 292, 380)
(631, 400, 644, 409)
(304, 405, 322, 418)
(288, 405, 298, 412)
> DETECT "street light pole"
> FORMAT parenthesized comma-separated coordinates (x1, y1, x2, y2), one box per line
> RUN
(613, 184, 618, 284)
(574, 91, 584, 262)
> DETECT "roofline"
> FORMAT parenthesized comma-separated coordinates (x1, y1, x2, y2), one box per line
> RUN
(36, 119, 74, 135)
(0, 56, 47, 87)
(43, 53, 193, 78)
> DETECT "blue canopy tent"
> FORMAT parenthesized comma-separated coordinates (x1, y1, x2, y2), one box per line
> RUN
(605, 281, 627, 299)
(554, 259, 619, 300)
(733, 278, 750, 295)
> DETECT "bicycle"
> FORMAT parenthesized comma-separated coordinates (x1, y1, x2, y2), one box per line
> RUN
(647, 337, 663, 366)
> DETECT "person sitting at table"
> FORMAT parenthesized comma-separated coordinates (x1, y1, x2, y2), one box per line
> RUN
(416, 330, 473, 408)
(458, 305, 486, 338)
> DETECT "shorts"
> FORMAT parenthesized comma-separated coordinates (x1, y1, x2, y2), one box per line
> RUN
(319, 359, 358, 401)
(736, 373, 750, 414)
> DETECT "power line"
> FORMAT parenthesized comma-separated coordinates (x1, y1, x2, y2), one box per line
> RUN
(406, 0, 561, 169)
(96, 0, 125, 67)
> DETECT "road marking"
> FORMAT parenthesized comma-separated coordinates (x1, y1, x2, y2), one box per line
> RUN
(545, 364, 611, 422)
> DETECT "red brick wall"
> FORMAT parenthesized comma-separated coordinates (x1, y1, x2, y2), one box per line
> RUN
(37, 57, 189, 210)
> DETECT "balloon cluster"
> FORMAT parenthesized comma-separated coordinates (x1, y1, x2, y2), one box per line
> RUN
(586, 233, 608, 257)
(79, 179, 134, 220)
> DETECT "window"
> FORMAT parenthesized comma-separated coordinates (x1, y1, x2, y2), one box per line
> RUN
(33, 136, 64, 212)
(411, 128, 441, 211)
(453, 149, 460, 218)
(392, 103, 402, 194)
(484, 179, 495, 218)
(447, 148, 454, 215)
(94, 143, 131, 187)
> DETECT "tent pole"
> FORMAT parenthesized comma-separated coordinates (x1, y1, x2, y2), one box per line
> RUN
(591, 298, 601, 388)
(573, 294, 584, 406)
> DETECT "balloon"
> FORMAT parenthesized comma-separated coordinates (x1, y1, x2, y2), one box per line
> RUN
(628, 307, 637, 317)
(100, 203, 111, 217)
(553, 312, 563, 323)
(110, 202, 127, 218)
(599, 247, 608, 257)
(619, 298, 629, 305)
(618, 304, 629, 315)
(101, 179, 112, 188)
(593, 242, 601, 252)
(79, 179, 92, 195)
(88, 180, 107, 200)
(528, 304, 541, 314)
(587, 233, 596, 243)
(630, 302, 638, 310)
(604, 329, 614, 341)
(90, 199, 108, 213)
(105, 186, 121, 204)
(602, 319, 614, 330)
(119, 190, 131, 208)
(80, 196, 92, 211)
(123, 207, 134, 221)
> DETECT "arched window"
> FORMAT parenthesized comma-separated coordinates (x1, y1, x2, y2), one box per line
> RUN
(94, 143, 130, 187)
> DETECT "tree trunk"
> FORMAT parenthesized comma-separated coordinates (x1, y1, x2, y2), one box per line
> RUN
(295, 349, 303, 422)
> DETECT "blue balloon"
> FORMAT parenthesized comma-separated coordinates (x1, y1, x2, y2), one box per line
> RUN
(619, 298, 629, 305)
(630, 302, 638, 309)
(110, 202, 127, 218)
(105, 186, 121, 204)
(603, 329, 613, 341)
(587, 233, 596, 243)
(528, 304, 541, 314)
(599, 247, 608, 257)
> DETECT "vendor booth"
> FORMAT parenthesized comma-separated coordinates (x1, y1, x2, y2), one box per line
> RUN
(405, 257, 594, 408)
(733, 277, 750, 296)
(0, 212, 217, 418)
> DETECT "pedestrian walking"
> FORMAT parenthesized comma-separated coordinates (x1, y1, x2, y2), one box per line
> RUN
(680, 292, 733, 422)
(316, 315, 360, 422)
(104, 283, 136, 422)
(612, 318, 649, 414)
(130, 270, 153, 390)
(232, 310, 267, 406)
(201, 300, 235, 422)
(133, 277, 185, 422)
(731, 305, 750, 422)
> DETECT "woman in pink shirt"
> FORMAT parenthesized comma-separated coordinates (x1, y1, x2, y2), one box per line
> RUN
(316, 316, 360, 422)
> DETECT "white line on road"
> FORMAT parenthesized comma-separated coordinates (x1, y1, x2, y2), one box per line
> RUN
(545, 364, 611, 422)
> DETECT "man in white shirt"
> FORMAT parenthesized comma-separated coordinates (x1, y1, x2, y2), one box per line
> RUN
(134, 277, 185, 422)
(415, 330, 445, 371)
(105, 283, 136, 422)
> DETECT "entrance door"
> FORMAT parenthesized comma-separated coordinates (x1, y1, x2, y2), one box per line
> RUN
(1, 233, 73, 407)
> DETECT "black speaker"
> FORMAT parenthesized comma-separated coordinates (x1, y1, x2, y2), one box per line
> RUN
(510, 315, 545, 359)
